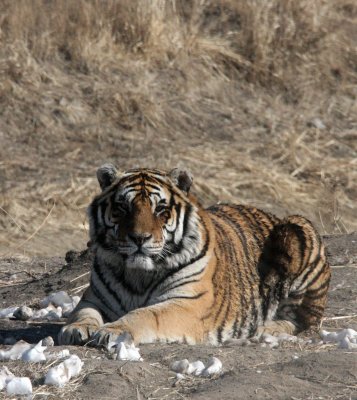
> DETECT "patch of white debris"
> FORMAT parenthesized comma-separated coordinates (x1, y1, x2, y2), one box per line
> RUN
(201, 357, 223, 376)
(21, 340, 47, 362)
(6, 377, 33, 396)
(0, 291, 80, 323)
(0, 291, 85, 393)
(230, 329, 357, 350)
(45, 355, 83, 387)
(46, 349, 71, 361)
(0, 338, 80, 363)
(171, 359, 190, 374)
(40, 291, 81, 318)
(187, 360, 206, 376)
(0, 367, 33, 396)
(0, 306, 18, 319)
(0, 367, 14, 391)
(0, 339, 84, 392)
(171, 357, 223, 378)
(0, 340, 32, 361)
(13, 306, 33, 321)
(33, 305, 63, 321)
(107, 335, 143, 361)
(320, 329, 357, 349)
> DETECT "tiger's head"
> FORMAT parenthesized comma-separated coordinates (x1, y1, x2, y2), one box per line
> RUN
(88, 164, 204, 271)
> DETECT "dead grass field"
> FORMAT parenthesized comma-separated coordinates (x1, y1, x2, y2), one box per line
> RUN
(0, 0, 356, 256)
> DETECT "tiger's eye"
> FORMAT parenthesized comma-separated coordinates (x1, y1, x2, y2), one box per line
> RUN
(155, 204, 167, 214)
(113, 201, 128, 216)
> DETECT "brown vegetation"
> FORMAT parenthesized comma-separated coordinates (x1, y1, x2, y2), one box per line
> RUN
(0, 0, 356, 256)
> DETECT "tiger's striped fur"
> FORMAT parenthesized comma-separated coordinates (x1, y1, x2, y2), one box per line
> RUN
(58, 165, 331, 346)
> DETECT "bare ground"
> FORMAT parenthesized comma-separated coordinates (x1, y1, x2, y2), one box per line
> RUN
(0, 233, 356, 400)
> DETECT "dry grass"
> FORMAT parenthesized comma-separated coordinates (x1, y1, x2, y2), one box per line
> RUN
(1, 347, 99, 399)
(0, 0, 356, 256)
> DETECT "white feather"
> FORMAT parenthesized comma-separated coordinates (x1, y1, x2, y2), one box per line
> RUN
(45, 355, 83, 387)
(6, 377, 32, 395)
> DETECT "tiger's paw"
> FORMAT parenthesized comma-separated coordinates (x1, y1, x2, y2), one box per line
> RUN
(91, 323, 132, 347)
(58, 323, 99, 345)
(255, 320, 297, 339)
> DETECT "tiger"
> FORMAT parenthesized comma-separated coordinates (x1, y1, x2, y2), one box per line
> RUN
(58, 165, 331, 346)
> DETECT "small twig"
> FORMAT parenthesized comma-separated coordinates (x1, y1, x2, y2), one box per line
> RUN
(318, 210, 327, 234)
(70, 283, 90, 294)
(32, 390, 52, 397)
(330, 264, 357, 269)
(70, 271, 90, 283)
(140, 366, 155, 376)
(0, 281, 28, 288)
(0, 205, 25, 232)
(8, 269, 40, 279)
(26, 320, 65, 325)
(323, 314, 357, 321)
(45, 358, 62, 370)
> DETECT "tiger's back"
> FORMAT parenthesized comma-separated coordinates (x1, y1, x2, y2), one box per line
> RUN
(205, 204, 279, 342)
(203, 204, 330, 343)
(59, 166, 331, 346)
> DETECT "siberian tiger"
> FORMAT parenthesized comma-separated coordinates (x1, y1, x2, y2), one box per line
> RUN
(58, 165, 331, 346)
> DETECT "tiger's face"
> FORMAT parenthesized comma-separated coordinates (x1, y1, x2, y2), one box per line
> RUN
(89, 165, 201, 271)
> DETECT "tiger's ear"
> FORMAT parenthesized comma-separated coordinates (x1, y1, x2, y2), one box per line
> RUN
(96, 163, 118, 191)
(169, 168, 193, 194)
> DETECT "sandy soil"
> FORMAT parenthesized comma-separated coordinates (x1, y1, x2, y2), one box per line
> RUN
(0, 234, 356, 400)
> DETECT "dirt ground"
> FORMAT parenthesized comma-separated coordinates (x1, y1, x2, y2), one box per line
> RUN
(0, 233, 356, 400)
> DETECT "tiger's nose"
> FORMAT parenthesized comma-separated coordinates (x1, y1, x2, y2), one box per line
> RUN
(128, 232, 152, 247)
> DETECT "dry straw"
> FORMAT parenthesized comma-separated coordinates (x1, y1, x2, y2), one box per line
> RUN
(0, 0, 356, 256)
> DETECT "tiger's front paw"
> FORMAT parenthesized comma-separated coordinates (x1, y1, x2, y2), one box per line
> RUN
(58, 322, 99, 345)
(91, 323, 132, 347)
